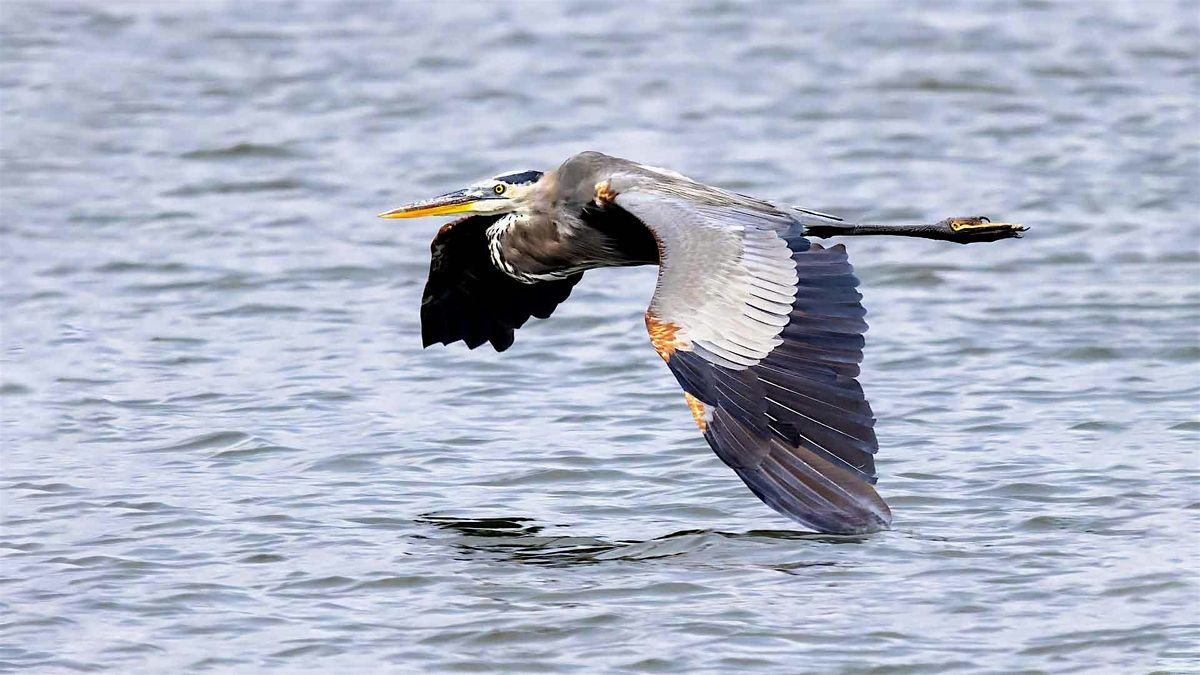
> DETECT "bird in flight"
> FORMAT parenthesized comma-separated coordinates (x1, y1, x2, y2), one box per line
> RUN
(380, 151, 1026, 534)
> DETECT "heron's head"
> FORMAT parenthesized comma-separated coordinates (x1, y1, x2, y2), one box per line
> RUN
(378, 170, 544, 219)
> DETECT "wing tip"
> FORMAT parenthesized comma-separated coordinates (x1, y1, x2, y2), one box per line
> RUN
(774, 442, 892, 535)
(706, 407, 891, 535)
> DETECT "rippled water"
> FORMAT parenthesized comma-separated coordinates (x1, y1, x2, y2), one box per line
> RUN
(3, 1, 1198, 672)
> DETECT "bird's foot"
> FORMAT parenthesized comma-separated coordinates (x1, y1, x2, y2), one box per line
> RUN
(940, 216, 1028, 244)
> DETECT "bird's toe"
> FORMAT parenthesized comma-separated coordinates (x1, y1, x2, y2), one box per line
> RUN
(942, 217, 1028, 243)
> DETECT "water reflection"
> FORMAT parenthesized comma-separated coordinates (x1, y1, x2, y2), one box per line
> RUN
(417, 515, 870, 566)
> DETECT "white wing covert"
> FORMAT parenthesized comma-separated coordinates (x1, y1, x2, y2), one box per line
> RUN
(613, 188, 799, 368)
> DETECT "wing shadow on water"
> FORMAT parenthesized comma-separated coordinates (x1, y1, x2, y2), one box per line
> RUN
(414, 514, 870, 567)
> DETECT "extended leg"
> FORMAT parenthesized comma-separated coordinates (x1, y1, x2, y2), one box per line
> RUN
(803, 216, 1027, 244)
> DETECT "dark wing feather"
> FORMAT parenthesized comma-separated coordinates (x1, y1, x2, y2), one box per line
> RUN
(421, 214, 582, 352)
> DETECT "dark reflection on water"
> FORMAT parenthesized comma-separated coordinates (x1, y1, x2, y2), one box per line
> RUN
(3, 0, 1198, 672)
(417, 515, 871, 567)
(420, 515, 625, 565)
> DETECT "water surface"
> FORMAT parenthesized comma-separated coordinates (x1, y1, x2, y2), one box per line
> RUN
(2, 1, 1198, 672)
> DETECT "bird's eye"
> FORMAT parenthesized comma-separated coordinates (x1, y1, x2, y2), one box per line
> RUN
(493, 184, 506, 195)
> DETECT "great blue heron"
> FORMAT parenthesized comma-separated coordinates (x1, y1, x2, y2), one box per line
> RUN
(380, 151, 1026, 535)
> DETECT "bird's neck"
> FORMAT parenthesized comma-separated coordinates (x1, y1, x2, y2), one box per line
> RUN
(485, 203, 658, 284)
(485, 212, 587, 284)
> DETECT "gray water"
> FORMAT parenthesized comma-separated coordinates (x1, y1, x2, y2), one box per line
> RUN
(2, 1, 1198, 672)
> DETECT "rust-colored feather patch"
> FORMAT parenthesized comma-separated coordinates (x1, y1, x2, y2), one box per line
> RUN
(594, 180, 618, 205)
(645, 312, 682, 360)
(683, 392, 708, 432)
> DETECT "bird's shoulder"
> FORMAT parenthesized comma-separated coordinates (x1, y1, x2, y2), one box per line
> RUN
(557, 152, 789, 221)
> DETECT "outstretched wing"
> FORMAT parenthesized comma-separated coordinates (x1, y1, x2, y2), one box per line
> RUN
(421, 214, 582, 352)
(611, 179, 891, 534)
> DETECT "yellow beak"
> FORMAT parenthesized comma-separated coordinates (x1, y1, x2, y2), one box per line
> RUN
(377, 188, 480, 219)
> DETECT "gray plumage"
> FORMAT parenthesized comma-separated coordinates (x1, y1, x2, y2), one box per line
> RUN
(382, 151, 1027, 534)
